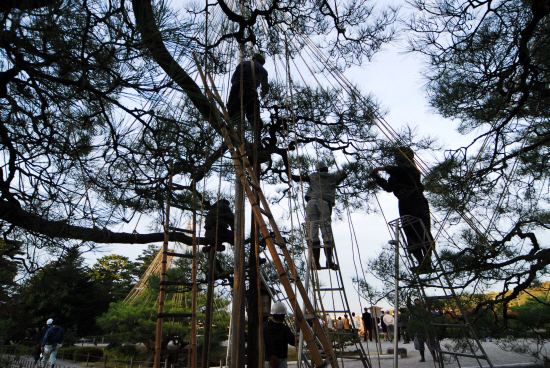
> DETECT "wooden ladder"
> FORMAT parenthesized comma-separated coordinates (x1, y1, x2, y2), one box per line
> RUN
(193, 54, 337, 368)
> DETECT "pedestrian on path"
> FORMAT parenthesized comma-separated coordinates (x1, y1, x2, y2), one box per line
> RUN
(383, 311, 395, 342)
(41, 318, 63, 366)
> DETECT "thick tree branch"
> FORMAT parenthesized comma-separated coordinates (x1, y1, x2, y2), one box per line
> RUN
(0, 200, 209, 245)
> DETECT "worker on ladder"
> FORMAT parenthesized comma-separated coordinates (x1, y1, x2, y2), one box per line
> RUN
(371, 147, 434, 273)
(293, 161, 347, 270)
(226, 53, 269, 145)
(203, 199, 235, 253)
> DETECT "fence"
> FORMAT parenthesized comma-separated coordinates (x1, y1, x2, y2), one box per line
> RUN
(0, 346, 187, 368)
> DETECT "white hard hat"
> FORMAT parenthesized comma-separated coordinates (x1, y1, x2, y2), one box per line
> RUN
(271, 302, 288, 315)
(317, 161, 328, 170)
(46, 318, 53, 325)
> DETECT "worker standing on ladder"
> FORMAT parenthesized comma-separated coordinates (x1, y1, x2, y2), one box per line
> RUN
(371, 147, 434, 273)
(263, 302, 296, 368)
(292, 161, 347, 270)
(226, 53, 269, 145)
(203, 199, 235, 252)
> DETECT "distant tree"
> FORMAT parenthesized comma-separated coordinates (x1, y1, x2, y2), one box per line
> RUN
(15, 248, 110, 335)
(89, 254, 139, 302)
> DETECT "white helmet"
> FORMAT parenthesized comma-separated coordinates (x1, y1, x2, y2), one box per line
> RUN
(271, 302, 288, 315)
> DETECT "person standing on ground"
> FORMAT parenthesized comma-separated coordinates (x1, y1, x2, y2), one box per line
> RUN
(352, 312, 362, 336)
(371, 147, 435, 273)
(226, 53, 269, 145)
(336, 316, 344, 330)
(408, 298, 439, 363)
(292, 161, 348, 270)
(362, 308, 373, 342)
(263, 302, 296, 368)
(398, 308, 410, 343)
(41, 318, 63, 367)
(343, 314, 351, 331)
(383, 311, 395, 342)
(380, 311, 388, 341)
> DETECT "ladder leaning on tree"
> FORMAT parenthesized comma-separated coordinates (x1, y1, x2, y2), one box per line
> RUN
(193, 53, 337, 368)
(153, 169, 198, 368)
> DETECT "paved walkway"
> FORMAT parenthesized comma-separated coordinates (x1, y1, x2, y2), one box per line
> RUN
(289, 339, 547, 368)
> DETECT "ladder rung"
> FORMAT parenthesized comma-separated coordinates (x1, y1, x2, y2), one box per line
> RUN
(438, 350, 487, 359)
(315, 287, 345, 291)
(249, 181, 261, 192)
(158, 313, 193, 318)
(160, 281, 194, 287)
(304, 313, 316, 320)
(164, 251, 194, 259)
(259, 207, 273, 218)
(329, 331, 356, 336)
(273, 239, 286, 247)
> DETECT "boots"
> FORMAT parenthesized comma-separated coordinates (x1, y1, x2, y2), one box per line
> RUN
(325, 246, 339, 270)
(312, 247, 322, 269)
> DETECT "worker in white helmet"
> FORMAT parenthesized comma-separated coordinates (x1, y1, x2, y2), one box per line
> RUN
(263, 302, 296, 368)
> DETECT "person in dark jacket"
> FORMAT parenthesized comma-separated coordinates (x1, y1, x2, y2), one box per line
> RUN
(362, 307, 374, 342)
(41, 318, 63, 366)
(371, 147, 434, 272)
(263, 302, 296, 368)
(226, 54, 269, 144)
(203, 199, 235, 252)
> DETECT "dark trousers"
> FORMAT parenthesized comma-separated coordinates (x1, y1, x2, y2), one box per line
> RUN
(227, 85, 262, 143)
(399, 196, 434, 263)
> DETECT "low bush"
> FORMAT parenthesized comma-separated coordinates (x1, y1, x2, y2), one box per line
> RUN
(117, 345, 137, 357)
(58, 347, 103, 362)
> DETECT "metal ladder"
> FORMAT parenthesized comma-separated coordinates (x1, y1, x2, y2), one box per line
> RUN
(194, 56, 337, 368)
(388, 215, 496, 368)
(301, 221, 372, 368)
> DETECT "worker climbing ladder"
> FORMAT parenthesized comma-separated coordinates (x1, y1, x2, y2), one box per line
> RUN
(193, 54, 337, 368)
(300, 221, 372, 368)
(153, 171, 198, 368)
(389, 215, 495, 368)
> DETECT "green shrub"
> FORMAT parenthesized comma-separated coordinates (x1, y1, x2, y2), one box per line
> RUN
(74, 347, 103, 362)
(62, 333, 79, 347)
(117, 345, 137, 357)
(58, 347, 79, 360)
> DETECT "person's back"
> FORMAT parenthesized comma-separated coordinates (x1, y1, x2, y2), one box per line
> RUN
(305, 171, 345, 206)
(263, 319, 295, 360)
(230, 60, 268, 94)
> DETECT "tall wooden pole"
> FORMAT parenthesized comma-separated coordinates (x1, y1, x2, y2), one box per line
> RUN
(154, 166, 173, 368)
(230, 44, 246, 368)
(191, 182, 198, 368)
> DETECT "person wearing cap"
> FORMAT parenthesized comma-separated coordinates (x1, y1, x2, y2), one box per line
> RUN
(371, 147, 434, 273)
(226, 53, 269, 144)
(41, 318, 63, 366)
(263, 302, 296, 368)
(292, 161, 347, 270)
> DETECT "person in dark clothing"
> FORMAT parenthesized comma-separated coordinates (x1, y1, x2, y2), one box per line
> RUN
(203, 199, 235, 252)
(408, 298, 439, 363)
(362, 307, 374, 342)
(226, 54, 269, 144)
(33, 326, 48, 363)
(263, 302, 296, 368)
(41, 318, 63, 366)
(371, 147, 434, 273)
(398, 308, 410, 343)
